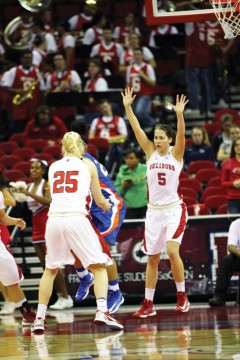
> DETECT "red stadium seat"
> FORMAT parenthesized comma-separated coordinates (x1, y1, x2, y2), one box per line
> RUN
(36, 153, 53, 164)
(187, 204, 212, 216)
(195, 169, 221, 185)
(25, 139, 48, 153)
(182, 196, 197, 206)
(0, 155, 22, 170)
(207, 176, 221, 187)
(204, 195, 228, 213)
(179, 178, 202, 194)
(88, 137, 109, 150)
(214, 108, 240, 123)
(200, 186, 227, 203)
(187, 160, 216, 176)
(180, 187, 198, 200)
(86, 144, 99, 159)
(12, 161, 31, 178)
(13, 147, 36, 161)
(42, 145, 62, 160)
(9, 133, 26, 147)
(216, 203, 228, 214)
(3, 169, 25, 182)
(179, 171, 188, 180)
(0, 141, 18, 155)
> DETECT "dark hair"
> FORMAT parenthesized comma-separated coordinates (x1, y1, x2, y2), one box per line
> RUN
(35, 106, 52, 125)
(0, 171, 10, 190)
(33, 34, 45, 47)
(71, 120, 89, 144)
(154, 124, 176, 144)
(124, 147, 142, 159)
(230, 137, 240, 158)
(33, 18, 45, 30)
(92, 11, 105, 25)
(88, 56, 103, 69)
(57, 19, 70, 32)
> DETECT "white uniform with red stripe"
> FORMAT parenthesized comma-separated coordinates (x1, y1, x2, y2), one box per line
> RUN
(46, 156, 112, 269)
(0, 192, 24, 286)
(144, 149, 188, 254)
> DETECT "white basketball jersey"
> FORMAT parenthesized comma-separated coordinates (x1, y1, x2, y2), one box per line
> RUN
(48, 156, 91, 214)
(146, 149, 183, 205)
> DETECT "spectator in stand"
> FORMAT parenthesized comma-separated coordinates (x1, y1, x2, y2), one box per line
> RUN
(217, 125, 240, 164)
(82, 11, 106, 46)
(212, 113, 234, 156)
(31, 19, 57, 55)
(90, 26, 124, 75)
(0, 190, 36, 326)
(56, 20, 76, 70)
(32, 34, 48, 71)
(40, 8, 56, 33)
(149, 20, 179, 49)
(119, 33, 157, 75)
(221, 138, 240, 213)
(206, 20, 234, 108)
(126, 47, 156, 133)
(45, 52, 82, 129)
(83, 57, 109, 124)
(19, 159, 74, 310)
(23, 105, 67, 146)
(68, 3, 96, 34)
(209, 218, 240, 306)
(184, 126, 215, 171)
(89, 99, 128, 172)
(114, 148, 147, 219)
(113, 12, 141, 49)
(2, 50, 45, 133)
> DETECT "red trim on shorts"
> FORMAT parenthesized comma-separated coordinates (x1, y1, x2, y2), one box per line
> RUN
(172, 202, 187, 239)
(90, 220, 112, 258)
(143, 228, 147, 252)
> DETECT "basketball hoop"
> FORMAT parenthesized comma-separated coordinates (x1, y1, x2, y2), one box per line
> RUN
(209, 0, 240, 38)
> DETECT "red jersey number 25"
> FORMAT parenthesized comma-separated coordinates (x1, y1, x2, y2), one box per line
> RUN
(53, 170, 79, 193)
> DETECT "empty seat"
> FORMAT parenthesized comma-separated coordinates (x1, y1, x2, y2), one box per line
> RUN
(195, 168, 221, 185)
(204, 195, 228, 213)
(42, 145, 62, 160)
(86, 144, 98, 159)
(3, 169, 25, 182)
(180, 187, 198, 200)
(207, 176, 221, 187)
(187, 204, 212, 216)
(0, 155, 22, 170)
(179, 178, 202, 194)
(0, 141, 18, 155)
(179, 171, 188, 180)
(216, 203, 228, 214)
(36, 153, 53, 164)
(13, 147, 36, 161)
(12, 161, 31, 178)
(182, 196, 197, 206)
(187, 160, 216, 176)
(200, 186, 227, 203)
(25, 139, 48, 153)
(9, 133, 26, 147)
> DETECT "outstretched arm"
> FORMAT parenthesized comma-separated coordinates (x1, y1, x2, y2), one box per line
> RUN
(169, 94, 189, 162)
(121, 87, 154, 157)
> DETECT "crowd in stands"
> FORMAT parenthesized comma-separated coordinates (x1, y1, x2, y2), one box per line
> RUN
(0, 0, 240, 219)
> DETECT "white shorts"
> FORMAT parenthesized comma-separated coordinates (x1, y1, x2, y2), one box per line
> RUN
(0, 241, 24, 286)
(144, 202, 188, 255)
(45, 214, 113, 269)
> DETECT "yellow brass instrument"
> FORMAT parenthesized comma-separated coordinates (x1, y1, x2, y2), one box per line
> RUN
(13, 78, 40, 106)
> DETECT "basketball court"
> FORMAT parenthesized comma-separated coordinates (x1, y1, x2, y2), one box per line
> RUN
(0, 303, 240, 359)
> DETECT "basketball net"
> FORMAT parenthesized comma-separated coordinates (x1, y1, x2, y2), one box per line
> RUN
(209, 0, 240, 38)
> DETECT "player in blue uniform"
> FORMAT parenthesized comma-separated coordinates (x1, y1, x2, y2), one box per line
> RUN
(72, 121, 126, 314)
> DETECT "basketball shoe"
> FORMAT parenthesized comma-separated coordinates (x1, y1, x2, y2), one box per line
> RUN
(132, 299, 156, 318)
(107, 290, 124, 314)
(75, 273, 94, 302)
(94, 310, 123, 330)
(176, 292, 190, 313)
(49, 295, 74, 310)
(31, 318, 46, 333)
(22, 307, 36, 326)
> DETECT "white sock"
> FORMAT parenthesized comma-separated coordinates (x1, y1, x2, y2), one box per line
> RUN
(36, 304, 48, 320)
(15, 298, 27, 308)
(175, 281, 185, 292)
(96, 298, 107, 312)
(145, 288, 155, 301)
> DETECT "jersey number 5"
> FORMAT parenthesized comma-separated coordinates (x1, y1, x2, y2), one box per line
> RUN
(53, 171, 79, 193)
(158, 173, 166, 186)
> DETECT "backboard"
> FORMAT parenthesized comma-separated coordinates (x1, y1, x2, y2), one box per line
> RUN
(144, 0, 225, 25)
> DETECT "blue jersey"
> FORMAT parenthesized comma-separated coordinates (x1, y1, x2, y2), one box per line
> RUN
(85, 153, 126, 245)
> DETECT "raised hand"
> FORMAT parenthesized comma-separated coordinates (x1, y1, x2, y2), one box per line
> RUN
(121, 87, 136, 107)
(169, 94, 189, 114)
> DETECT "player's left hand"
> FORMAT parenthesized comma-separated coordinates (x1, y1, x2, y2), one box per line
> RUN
(169, 94, 189, 114)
